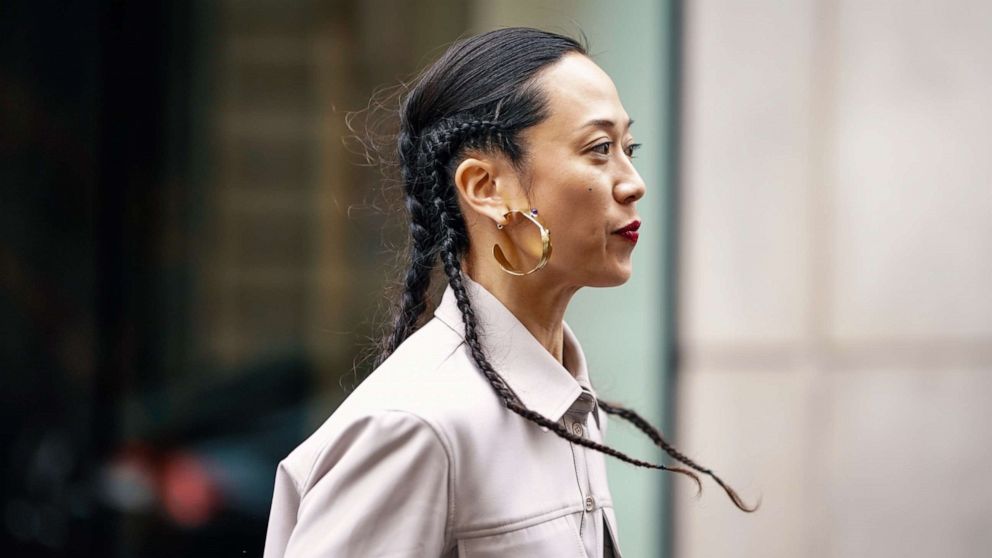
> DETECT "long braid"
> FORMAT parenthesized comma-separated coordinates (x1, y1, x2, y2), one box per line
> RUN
(599, 400, 760, 512)
(375, 192, 437, 367)
(374, 132, 441, 368)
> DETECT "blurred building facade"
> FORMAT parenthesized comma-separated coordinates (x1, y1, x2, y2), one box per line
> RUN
(675, 1, 992, 556)
(7, 0, 986, 557)
(2, 1, 678, 557)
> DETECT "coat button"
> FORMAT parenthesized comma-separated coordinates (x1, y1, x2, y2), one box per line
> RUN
(585, 496, 595, 512)
(572, 422, 584, 436)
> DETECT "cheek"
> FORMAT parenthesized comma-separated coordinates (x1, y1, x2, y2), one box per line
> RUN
(538, 163, 612, 248)
(556, 190, 611, 251)
(574, 171, 612, 224)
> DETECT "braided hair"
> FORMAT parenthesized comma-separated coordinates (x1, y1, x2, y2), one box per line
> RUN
(370, 27, 758, 513)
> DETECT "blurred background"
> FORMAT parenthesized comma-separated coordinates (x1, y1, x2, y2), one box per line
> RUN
(1, 1, 989, 557)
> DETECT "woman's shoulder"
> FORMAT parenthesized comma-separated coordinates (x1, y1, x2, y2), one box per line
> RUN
(347, 315, 507, 426)
(342, 316, 493, 414)
(277, 316, 504, 484)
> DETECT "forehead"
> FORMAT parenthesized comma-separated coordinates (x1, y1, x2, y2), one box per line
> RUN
(532, 53, 629, 136)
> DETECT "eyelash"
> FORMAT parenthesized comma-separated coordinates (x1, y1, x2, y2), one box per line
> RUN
(591, 141, 642, 158)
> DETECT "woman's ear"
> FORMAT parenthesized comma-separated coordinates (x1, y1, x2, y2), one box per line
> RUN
(453, 156, 511, 226)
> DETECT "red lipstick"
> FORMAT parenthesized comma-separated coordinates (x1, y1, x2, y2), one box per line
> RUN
(613, 219, 640, 244)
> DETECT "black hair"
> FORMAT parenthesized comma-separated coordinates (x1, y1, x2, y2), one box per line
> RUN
(362, 26, 758, 513)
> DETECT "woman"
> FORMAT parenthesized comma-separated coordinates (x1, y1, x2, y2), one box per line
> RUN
(263, 26, 756, 558)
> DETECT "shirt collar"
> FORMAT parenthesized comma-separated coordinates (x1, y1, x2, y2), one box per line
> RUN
(433, 273, 600, 428)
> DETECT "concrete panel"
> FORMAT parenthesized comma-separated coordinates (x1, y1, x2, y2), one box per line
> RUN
(673, 368, 818, 558)
(821, 367, 992, 557)
(681, 0, 817, 347)
(828, 0, 992, 340)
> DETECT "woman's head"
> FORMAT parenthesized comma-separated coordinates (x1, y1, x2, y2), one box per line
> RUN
(397, 28, 646, 294)
(373, 26, 757, 513)
(381, 26, 589, 356)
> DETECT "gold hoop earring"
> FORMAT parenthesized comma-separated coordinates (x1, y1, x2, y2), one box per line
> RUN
(493, 208, 552, 276)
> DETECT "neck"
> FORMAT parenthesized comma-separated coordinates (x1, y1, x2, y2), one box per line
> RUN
(463, 256, 579, 368)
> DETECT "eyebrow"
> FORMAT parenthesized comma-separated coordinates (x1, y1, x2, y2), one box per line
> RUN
(577, 117, 635, 133)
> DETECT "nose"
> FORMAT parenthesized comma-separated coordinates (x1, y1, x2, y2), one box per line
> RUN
(614, 167, 646, 204)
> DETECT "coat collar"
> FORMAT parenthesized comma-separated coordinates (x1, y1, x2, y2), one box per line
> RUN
(433, 273, 600, 427)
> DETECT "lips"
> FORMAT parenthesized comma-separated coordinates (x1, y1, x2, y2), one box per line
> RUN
(613, 219, 640, 244)
(613, 220, 641, 234)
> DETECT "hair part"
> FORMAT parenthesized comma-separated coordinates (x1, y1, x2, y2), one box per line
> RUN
(364, 26, 758, 513)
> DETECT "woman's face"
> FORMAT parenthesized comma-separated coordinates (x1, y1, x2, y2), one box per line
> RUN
(516, 52, 647, 287)
(455, 52, 646, 289)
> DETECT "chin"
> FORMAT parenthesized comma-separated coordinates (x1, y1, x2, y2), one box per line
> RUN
(588, 267, 632, 288)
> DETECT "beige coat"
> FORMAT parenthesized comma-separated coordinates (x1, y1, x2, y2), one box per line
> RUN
(263, 274, 624, 557)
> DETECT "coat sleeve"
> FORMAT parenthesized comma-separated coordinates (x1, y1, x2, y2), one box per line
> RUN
(263, 409, 453, 558)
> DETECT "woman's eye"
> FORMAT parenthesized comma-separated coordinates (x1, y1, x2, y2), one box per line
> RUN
(591, 141, 643, 158)
(590, 142, 612, 156)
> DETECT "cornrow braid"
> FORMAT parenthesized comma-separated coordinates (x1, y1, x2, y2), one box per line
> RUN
(376, 119, 505, 369)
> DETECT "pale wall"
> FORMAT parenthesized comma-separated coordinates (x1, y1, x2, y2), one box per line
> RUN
(676, 1, 992, 557)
